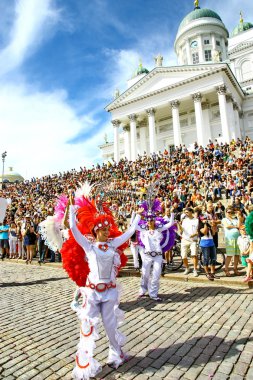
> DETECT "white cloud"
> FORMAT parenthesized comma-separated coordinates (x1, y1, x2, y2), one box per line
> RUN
(0, 0, 104, 179)
(0, 0, 61, 76)
(0, 82, 104, 178)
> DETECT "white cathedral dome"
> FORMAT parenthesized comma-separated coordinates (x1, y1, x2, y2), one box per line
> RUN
(175, 4, 229, 65)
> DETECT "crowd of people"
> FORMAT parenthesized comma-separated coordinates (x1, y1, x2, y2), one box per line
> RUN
(0, 136, 253, 280)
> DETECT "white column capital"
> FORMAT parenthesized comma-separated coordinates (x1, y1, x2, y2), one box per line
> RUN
(146, 108, 156, 117)
(170, 100, 180, 109)
(233, 102, 239, 111)
(128, 113, 137, 122)
(111, 119, 121, 127)
(192, 92, 202, 103)
(216, 84, 227, 95)
(226, 94, 233, 102)
(122, 125, 130, 132)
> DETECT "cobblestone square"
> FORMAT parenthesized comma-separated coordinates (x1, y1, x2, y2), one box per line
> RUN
(0, 262, 253, 380)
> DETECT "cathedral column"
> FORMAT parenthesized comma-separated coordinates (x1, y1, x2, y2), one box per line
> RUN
(112, 119, 120, 162)
(221, 37, 227, 61)
(211, 33, 216, 52)
(128, 114, 137, 161)
(123, 125, 131, 160)
(198, 35, 204, 62)
(216, 84, 230, 143)
(233, 102, 242, 139)
(192, 92, 205, 146)
(170, 100, 182, 147)
(139, 123, 147, 155)
(202, 101, 212, 143)
(146, 108, 157, 154)
(186, 39, 191, 64)
(226, 95, 236, 140)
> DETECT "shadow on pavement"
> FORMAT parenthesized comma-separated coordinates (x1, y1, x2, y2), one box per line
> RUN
(0, 276, 68, 287)
(120, 285, 248, 312)
(98, 336, 253, 379)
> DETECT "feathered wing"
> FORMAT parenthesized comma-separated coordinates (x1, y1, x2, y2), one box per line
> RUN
(54, 195, 68, 223)
(160, 224, 177, 252)
(246, 212, 253, 240)
(39, 216, 63, 251)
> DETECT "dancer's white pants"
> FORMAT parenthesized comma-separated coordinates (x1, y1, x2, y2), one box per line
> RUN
(73, 286, 126, 380)
(139, 252, 163, 298)
(130, 242, 139, 268)
(83, 287, 124, 363)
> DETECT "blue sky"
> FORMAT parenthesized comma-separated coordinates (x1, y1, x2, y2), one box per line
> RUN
(0, 0, 253, 179)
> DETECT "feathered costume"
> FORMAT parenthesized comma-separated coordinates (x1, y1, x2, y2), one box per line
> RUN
(60, 183, 141, 380)
(39, 182, 95, 253)
(135, 182, 176, 300)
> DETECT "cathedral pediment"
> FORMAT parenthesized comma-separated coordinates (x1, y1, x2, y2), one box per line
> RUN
(229, 41, 253, 55)
(106, 64, 228, 111)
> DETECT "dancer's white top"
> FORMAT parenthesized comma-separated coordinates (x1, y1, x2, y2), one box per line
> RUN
(69, 205, 141, 284)
(136, 214, 174, 253)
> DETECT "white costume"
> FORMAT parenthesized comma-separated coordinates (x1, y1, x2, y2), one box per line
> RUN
(69, 205, 141, 380)
(137, 214, 174, 299)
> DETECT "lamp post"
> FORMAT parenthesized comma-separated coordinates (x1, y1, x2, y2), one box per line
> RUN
(1, 151, 7, 190)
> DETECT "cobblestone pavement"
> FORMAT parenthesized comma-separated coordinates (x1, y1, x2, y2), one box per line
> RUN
(0, 262, 253, 380)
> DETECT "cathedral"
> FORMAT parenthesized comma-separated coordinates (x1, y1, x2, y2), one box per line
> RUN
(99, 1, 253, 161)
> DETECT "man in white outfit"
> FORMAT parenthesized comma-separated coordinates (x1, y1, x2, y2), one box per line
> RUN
(178, 207, 199, 276)
(137, 212, 174, 301)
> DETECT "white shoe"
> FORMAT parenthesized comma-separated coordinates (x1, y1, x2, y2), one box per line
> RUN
(193, 270, 199, 277)
(184, 268, 191, 275)
(150, 296, 162, 302)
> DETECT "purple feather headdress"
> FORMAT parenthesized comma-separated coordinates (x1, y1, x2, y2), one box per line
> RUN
(141, 181, 161, 220)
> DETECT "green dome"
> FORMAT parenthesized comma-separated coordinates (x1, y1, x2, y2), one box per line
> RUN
(178, 8, 223, 32)
(232, 21, 253, 36)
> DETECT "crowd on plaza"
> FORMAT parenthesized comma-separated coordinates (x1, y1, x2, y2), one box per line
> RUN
(0, 136, 253, 280)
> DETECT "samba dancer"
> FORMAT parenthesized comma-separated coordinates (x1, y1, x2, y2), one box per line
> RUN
(62, 193, 143, 380)
(136, 185, 176, 301)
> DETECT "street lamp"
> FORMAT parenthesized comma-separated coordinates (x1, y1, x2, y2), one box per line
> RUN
(1, 151, 7, 190)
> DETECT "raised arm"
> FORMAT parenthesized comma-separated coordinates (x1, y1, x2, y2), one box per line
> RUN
(69, 204, 91, 252)
(112, 211, 142, 249)
(160, 213, 175, 232)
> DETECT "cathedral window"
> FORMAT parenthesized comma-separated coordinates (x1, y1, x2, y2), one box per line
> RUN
(204, 39, 210, 45)
(192, 52, 199, 64)
(205, 50, 212, 61)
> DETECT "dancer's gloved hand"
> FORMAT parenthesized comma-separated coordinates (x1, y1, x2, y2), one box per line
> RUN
(137, 207, 144, 215)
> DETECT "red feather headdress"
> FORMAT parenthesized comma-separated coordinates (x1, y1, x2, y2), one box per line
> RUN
(61, 186, 129, 287)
